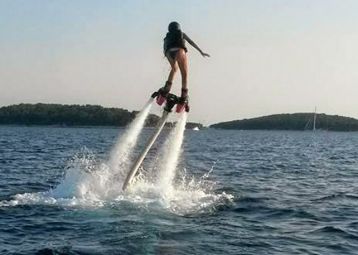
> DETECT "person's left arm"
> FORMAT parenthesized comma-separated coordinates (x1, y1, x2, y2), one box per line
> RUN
(183, 33, 210, 57)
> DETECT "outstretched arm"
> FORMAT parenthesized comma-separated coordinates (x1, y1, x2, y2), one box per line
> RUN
(183, 33, 210, 57)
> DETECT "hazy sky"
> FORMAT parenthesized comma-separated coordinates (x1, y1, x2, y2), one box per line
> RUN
(1, 0, 358, 124)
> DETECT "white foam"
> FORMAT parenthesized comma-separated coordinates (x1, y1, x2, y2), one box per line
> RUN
(124, 112, 234, 215)
(45, 100, 154, 202)
(108, 99, 153, 178)
(156, 112, 187, 194)
(1, 153, 233, 214)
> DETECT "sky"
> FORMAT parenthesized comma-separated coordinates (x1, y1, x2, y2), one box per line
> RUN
(1, 0, 358, 124)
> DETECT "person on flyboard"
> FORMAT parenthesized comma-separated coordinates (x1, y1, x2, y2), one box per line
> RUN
(155, 21, 210, 112)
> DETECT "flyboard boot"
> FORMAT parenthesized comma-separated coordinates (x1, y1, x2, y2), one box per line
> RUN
(152, 81, 172, 106)
(176, 88, 190, 113)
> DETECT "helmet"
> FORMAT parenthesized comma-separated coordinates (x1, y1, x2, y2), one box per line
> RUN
(168, 21, 181, 32)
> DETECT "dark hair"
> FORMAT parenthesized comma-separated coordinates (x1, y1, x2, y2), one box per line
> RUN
(168, 21, 181, 32)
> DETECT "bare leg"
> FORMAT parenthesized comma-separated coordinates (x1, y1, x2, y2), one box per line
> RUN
(176, 49, 188, 97)
(165, 54, 179, 91)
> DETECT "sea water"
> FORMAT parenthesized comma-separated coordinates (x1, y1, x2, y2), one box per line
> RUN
(1, 126, 358, 254)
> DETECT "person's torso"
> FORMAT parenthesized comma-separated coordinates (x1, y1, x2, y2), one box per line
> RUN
(163, 31, 187, 53)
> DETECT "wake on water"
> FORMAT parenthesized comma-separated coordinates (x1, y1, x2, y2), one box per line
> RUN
(1, 100, 233, 215)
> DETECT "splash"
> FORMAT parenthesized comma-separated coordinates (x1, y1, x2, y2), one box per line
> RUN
(108, 99, 154, 177)
(46, 100, 154, 201)
(156, 112, 188, 193)
(1, 146, 233, 215)
(127, 112, 234, 215)
(50, 149, 111, 200)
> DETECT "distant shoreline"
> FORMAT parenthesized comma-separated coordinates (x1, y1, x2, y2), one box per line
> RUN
(0, 124, 124, 129)
(2, 124, 357, 133)
(0, 124, 201, 130)
(210, 113, 358, 132)
(2, 104, 358, 131)
(0, 103, 203, 129)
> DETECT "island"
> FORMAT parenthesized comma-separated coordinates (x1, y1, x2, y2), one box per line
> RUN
(0, 103, 203, 129)
(210, 113, 358, 132)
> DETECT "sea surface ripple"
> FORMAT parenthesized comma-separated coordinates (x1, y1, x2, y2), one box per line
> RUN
(1, 126, 358, 254)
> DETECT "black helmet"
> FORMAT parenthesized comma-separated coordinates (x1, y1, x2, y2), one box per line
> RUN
(168, 21, 181, 32)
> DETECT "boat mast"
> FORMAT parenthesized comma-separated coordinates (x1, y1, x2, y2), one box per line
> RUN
(313, 106, 317, 131)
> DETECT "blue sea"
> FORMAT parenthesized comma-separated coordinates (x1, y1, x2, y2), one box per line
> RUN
(1, 126, 358, 254)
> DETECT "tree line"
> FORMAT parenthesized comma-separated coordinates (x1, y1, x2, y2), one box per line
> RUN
(210, 113, 358, 131)
(0, 103, 159, 127)
(0, 103, 203, 129)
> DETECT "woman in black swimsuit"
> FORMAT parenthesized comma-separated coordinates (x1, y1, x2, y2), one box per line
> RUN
(159, 21, 210, 108)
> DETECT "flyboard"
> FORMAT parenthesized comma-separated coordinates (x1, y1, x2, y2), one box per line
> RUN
(122, 90, 189, 191)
